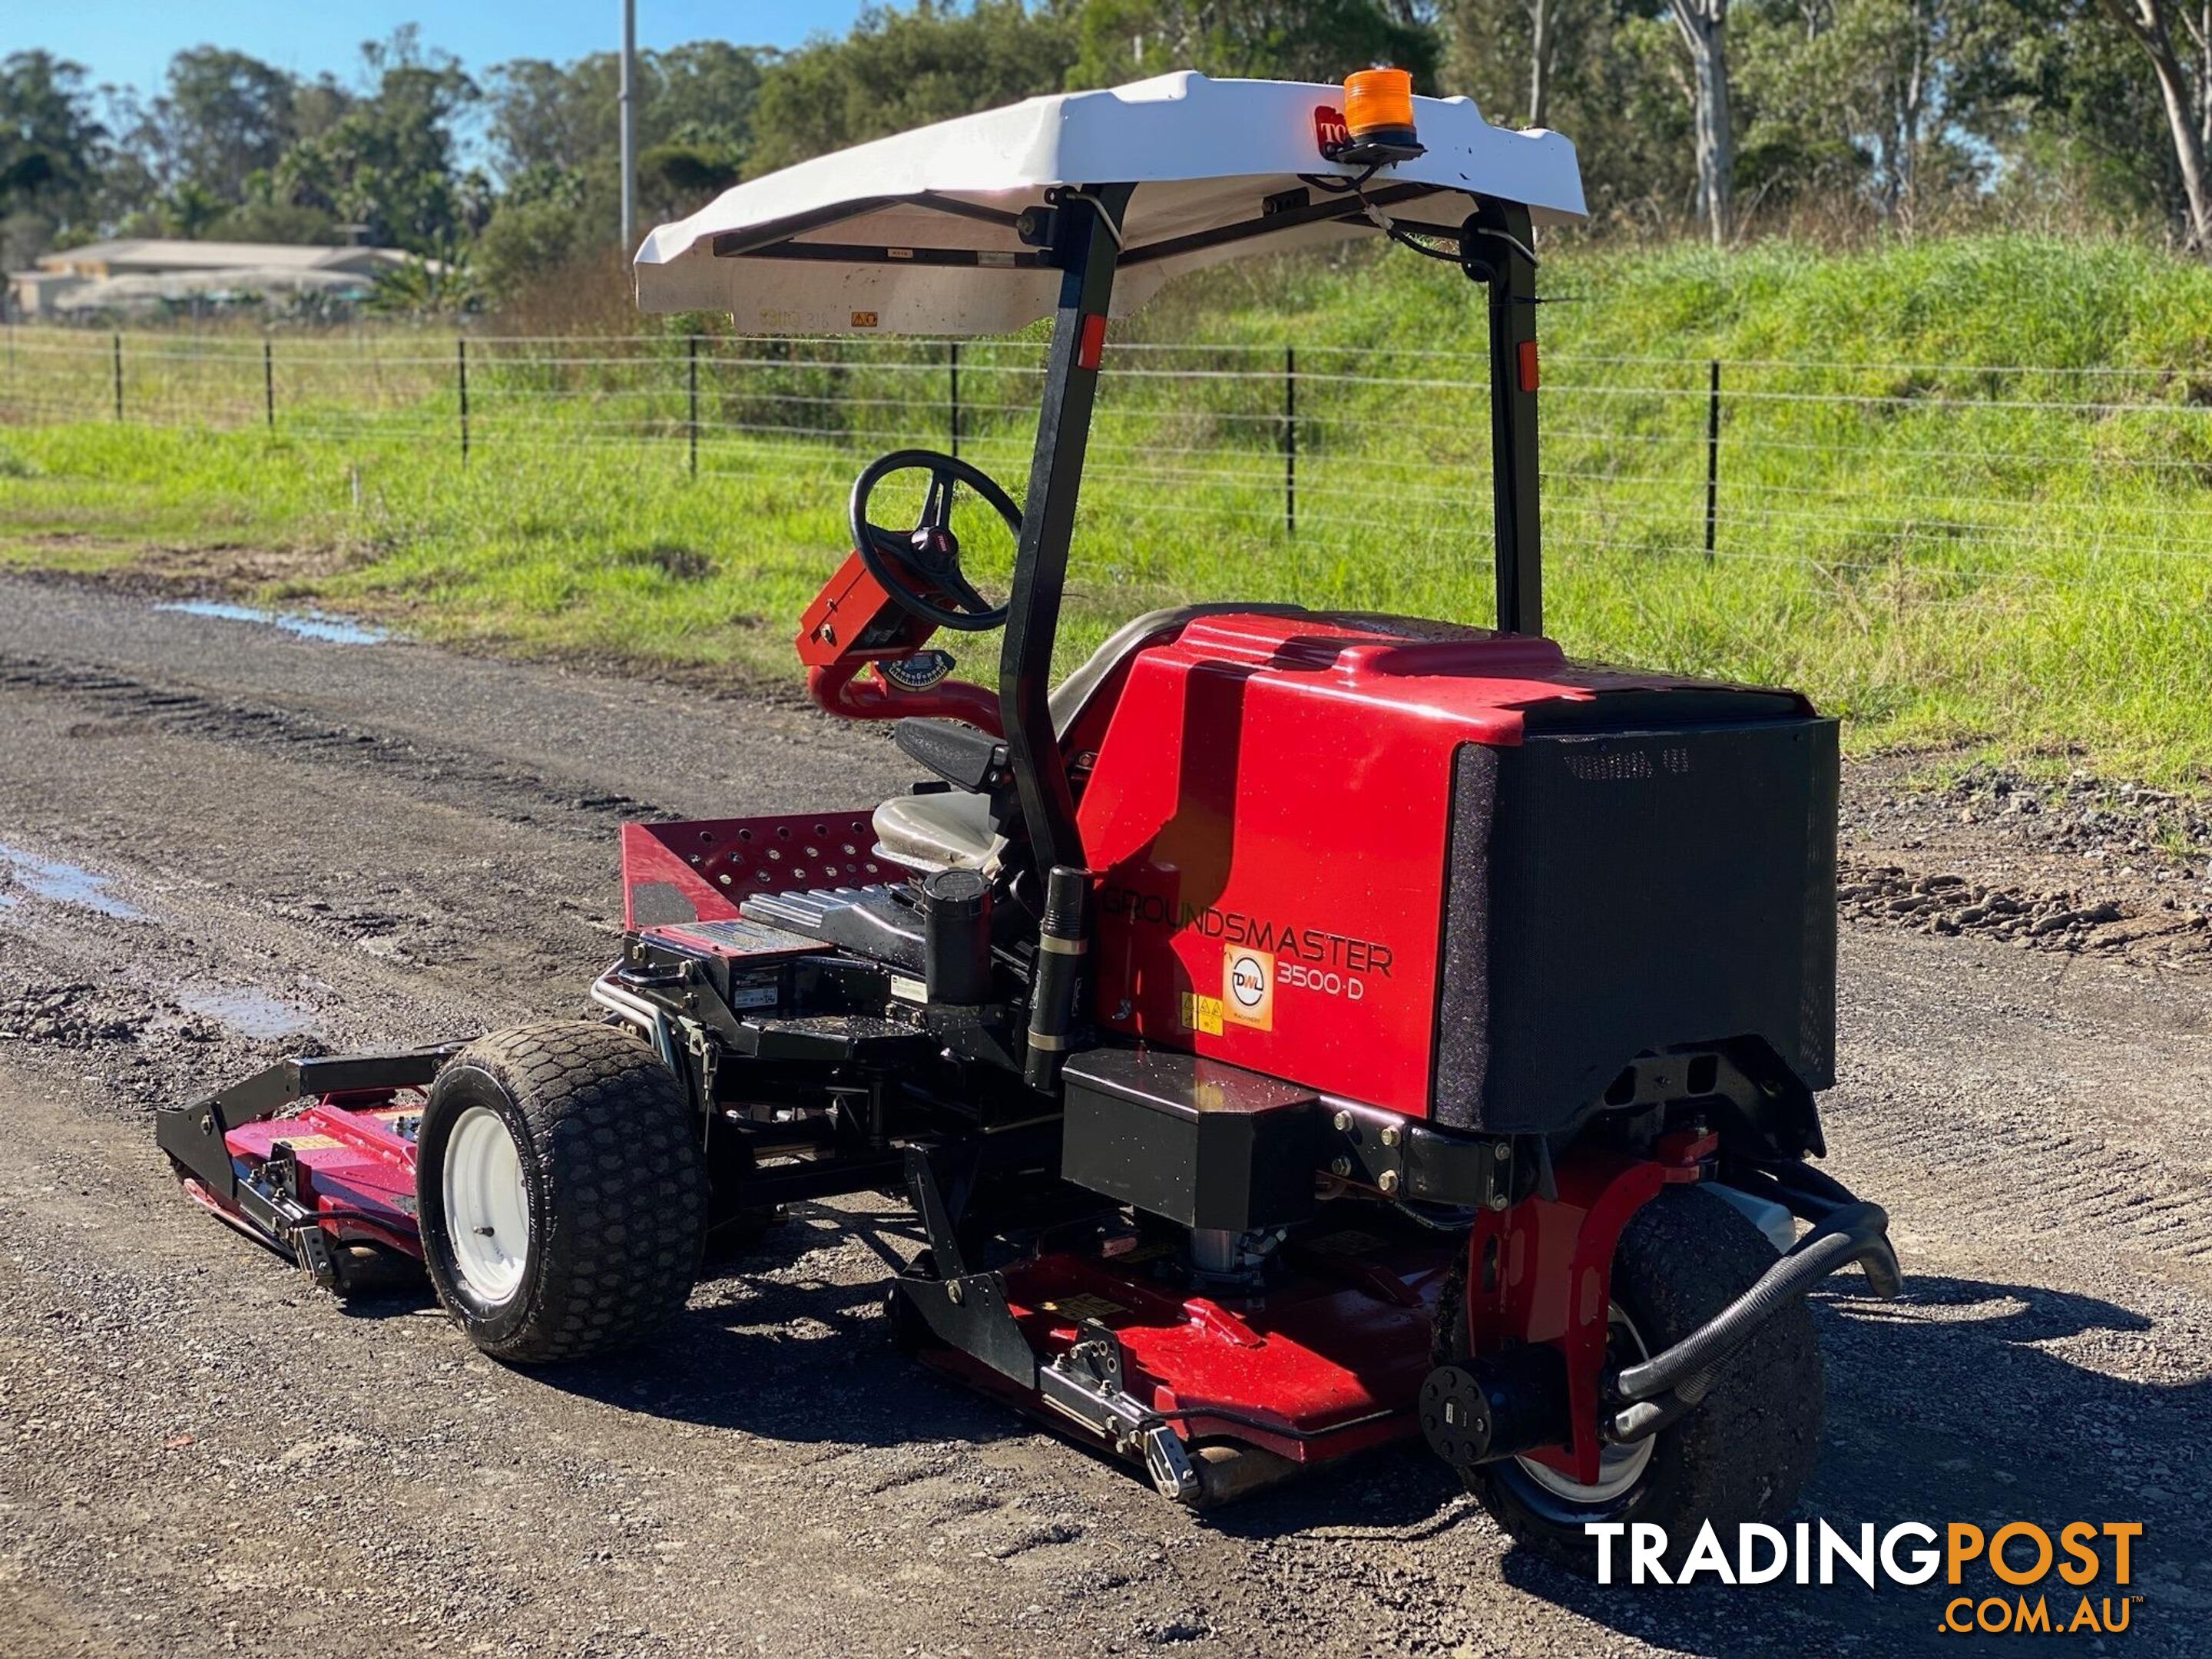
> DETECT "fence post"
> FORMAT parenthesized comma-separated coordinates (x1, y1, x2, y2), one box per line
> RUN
(1284, 345, 1297, 540)
(111, 332, 123, 422)
(1704, 359, 1720, 560)
(263, 339, 275, 432)
(688, 333, 700, 478)
(457, 336, 470, 467)
(948, 339, 962, 459)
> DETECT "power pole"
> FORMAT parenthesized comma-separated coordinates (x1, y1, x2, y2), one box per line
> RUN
(619, 0, 638, 253)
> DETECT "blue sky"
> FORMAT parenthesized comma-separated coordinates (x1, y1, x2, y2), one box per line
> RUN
(29, 3, 873, 98)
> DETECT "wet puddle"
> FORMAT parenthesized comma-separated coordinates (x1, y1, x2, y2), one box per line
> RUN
(0, 843, 147, 920)
(177, 985, 319, 1041)
(155, 600, 387, 645)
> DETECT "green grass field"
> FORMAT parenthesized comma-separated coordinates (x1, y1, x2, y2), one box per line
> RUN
(5, 233, 2212, 780)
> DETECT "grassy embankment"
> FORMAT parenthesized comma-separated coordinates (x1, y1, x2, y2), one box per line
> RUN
(4, 234, 2212, 779)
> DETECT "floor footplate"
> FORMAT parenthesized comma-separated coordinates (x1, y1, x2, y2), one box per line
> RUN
(742, 884, 896, 933)
(743, 885, 924, 972)
(732, 1012, 936, 1062)
(654, 916, 826, 959)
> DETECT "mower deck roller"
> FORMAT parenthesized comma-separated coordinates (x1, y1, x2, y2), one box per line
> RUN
(161, 69, 1898, 1568)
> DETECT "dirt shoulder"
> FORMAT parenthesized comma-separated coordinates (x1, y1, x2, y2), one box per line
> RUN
(1842, 755, 2212, 969)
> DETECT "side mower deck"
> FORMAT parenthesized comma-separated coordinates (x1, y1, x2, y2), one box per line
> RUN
(161, 1051, 450, 1292)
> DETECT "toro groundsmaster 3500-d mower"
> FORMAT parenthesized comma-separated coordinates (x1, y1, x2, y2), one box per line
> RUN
(158, 69, 1900, 1562)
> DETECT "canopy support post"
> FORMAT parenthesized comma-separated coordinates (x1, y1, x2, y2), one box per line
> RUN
(1470, 198, 1542, 637)
(997, 184, 1131, 879)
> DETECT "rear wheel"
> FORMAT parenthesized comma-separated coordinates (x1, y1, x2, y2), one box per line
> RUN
(416, 1021, 708, 1364)
(1439, 1184, 1824, 1571)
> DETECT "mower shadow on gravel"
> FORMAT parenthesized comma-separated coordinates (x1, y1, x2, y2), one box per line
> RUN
(521, 1205, 1033, 1452)
(1503, 1274, 2194, 1657)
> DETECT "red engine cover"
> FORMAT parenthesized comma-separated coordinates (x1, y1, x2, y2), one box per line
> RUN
(1075, 612, 1716, 1121)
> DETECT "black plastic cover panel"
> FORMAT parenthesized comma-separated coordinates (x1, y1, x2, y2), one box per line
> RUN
(1061, 1046, 1323, 1230)
(1432, 717, 1839, 1134)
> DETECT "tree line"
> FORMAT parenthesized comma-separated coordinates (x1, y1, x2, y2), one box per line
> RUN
(5, 0, 2211, 307)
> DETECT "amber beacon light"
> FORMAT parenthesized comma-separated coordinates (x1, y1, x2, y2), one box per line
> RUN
(1343, 68, 1418, 145)
(1324, 68, 1425, 164)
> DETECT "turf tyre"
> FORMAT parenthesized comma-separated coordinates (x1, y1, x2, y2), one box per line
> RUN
(416, 1021, 707, 1364)
(1436, 1183, 1825, 1572)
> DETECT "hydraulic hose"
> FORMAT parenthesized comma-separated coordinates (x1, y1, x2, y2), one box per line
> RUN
(1611, 1201, 1901, 1409)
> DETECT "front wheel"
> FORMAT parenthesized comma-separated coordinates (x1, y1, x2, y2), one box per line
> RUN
(1440, 1184, 1826, 1571)
(416, 1021, 708, 1364)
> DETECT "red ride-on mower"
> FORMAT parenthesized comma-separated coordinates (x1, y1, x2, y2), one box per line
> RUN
(157, 70, 1899, 1563)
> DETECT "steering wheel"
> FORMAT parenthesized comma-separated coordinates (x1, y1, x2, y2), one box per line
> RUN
(849, 449, 1023, 633)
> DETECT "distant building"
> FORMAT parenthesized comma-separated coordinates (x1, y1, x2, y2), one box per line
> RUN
(5, 239, 423, 320)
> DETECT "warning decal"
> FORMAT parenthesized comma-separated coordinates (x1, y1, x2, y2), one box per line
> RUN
(1041, 1293, 1126, 1323)
(1179, 991, 1224, 1036)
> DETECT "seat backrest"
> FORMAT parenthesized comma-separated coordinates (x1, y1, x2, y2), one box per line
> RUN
(1048, 601, 1318, 736)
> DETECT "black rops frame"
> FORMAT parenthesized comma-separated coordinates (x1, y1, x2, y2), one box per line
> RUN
(1469, 198, 1542, 640)
(998, 186, 1131, 878)
(987, 187, 1545, 878)
(715, 179, 1548, 880)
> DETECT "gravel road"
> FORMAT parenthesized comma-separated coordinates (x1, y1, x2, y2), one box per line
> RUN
(1, 574, 2207, 1658)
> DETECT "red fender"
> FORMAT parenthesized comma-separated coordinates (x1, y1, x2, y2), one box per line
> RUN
(1462, 1129, 1717, 1485)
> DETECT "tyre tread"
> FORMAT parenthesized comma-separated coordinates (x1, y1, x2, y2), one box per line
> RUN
(425, 1021, 706, 1365)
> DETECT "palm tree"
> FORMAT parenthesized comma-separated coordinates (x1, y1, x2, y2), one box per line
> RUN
(366, 246, 482, 316)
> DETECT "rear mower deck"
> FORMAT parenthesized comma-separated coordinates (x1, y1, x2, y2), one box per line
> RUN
(925, 1221, 1453, 1489)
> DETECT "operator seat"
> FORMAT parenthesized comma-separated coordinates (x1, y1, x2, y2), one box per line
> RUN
(871, 602, 1316, 873)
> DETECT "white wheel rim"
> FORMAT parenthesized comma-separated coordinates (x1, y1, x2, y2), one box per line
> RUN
(443, 1104, 531, 1306)
(1510, 1303, 1655, 1511)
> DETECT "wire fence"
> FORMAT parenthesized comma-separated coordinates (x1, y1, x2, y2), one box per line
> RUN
(6, 323, 2212, 631)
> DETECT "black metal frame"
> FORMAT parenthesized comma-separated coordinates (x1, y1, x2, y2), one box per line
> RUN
(1115, 180, 1436, 267)
(1469, 198, 1541, 637)
(997, 185, 1131, 877)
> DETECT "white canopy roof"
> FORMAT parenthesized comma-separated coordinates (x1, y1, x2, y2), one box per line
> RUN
(634, 71, 1584, 336)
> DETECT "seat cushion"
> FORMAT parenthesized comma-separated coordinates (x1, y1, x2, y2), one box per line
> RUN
(873, 790, 999, 873)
